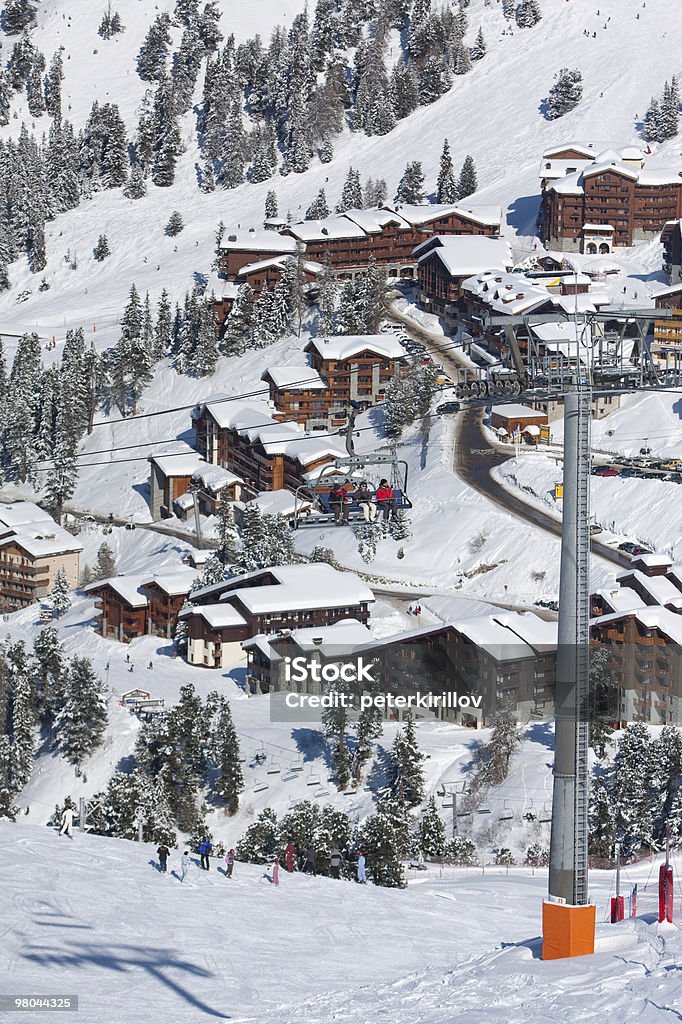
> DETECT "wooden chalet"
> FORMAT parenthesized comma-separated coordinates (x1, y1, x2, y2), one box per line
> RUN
(0, 501, 81, 611)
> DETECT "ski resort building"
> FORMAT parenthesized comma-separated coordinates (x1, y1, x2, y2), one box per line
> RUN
(85, 569, 197, 643)
(490, 405, 549, 442)
(148, 449, 244, 520)
(181, 564, 375, 669)
(192, 400, 346, 494)
(661, 219, 682, 285)
(539, 144, 682, 251)
(415, 235, 513, 319)
(652, 281, 682, 362)
(0, 502, 82, 610)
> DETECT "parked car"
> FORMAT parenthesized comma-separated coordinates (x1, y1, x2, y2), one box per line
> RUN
(534, 599, 559, 611)
(618, 541, 651, 556)
(436, 402, 461, 415)
(591, 465, 619, 476)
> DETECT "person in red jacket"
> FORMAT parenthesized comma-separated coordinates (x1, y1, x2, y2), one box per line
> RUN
(284, 839, 297, 872)
(375, 479, 397, 522)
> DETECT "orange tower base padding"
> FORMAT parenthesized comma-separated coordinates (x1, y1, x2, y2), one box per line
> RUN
(542, 900, 596, 960)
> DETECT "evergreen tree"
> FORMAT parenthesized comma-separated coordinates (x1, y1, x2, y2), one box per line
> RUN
(93, 541, 117, 580)
(264, 189, 279, 220)
(110, 284, 154, 416)
(389, 59, 419, 120)
(317, 260, 337, 336)
(437, 138, 458, 203)
(383, 362, 438, 438)
(445, 835, 478, 865)
(388, 713, 425, 807)
(43, 432, 78, 522)
(470, 26, 486, 60)
(2, 0, 38, 35)
(238, 508, 296, 571)
(457, 154, 477, 198)
(356, 810, 406, 887)
(137, 12, 172, 81)
(501, 0, 516, 18)
(9, 659, 36, 791)
(516, 0, 542, 28)
(659, 77, 680, 141)
(476, 703, 519, 786)
(32, 627, 66, 725)
(54, 656, 107, 767)
(305, 188, 330, 220)
(88, 769, 176, 845)
(418, 796, 446, 858)
(216, 486, 238, 560)
(453, 41, 472, 76)
(45, 49, 64, 119)
(208, 693, 243, 813)
(322, 680, 353, 790)
(336, 166, 363, 213)
(546, 67, 583, 120)
(124, 166, 146, 199)
(166, 210, 184, 236)
(50, 568, 71, 617)
(193, 300, 219, 376)
(93, 234, 110, 261)
(394, 160, 426, 204)
(236, 807, 278, 863)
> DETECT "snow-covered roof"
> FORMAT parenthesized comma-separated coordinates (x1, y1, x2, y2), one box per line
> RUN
(84, 576, 147, 608)
(174, 492, 195, 510)
(141, 568, 198, 597)
(591, 587, 646, 615)
(192, 464, 243, 490)
(491, 612, 558, 652)
(219, 229, 298, 253)
(181, 603, 247, 628)
(652, 282, 682, 300)
(195, 399, 343, 463)
(551, 293, 610, 314)
(0, 501, 53, 529)
(548, 151, 682, 196)
(491, 404, 547, 422)
(416, 235, 512, 277)
(542, 143, 606, 159)
(592, 607, 682, 646)
(582, 223, 615, 232)
(631, 553, 674, 570)
(461, 270, 552, 315)
(0, 522, 83, 559)
(385, 203, 502, 228)
(242, 489, 311, 517)
(261, 366, 328, 390)
(343, 208, 411, 233)
(523, 424, 541, 436)
(615, 569, 682, 608)
(149, 448, 206, 477)
(205, 272, 242, 301)
(285, 215, 368, 243)
(220, 564, 374, 615)
(453, 615, 536, 661)
(306, 334, 405, 360)
(242, 617, 375, 658)
(237, 254, 323, 277)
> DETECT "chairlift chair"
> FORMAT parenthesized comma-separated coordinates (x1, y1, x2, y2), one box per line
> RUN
(291, 405, 412, 529)
(289, 758, 303, 773)
(306, 772, 321, 787)
(253, 778, 269, 793)
(266, 759, 281, 775)
(315, 786, 331, 798)
(477, 803, 491, 814)
(539, 801, 552, 823)
(442, 794, 455, 809)
(499, 800, 514, 822)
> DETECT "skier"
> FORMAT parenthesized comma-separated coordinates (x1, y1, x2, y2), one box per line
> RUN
(375, 480, 397, 523)
(329, 848, 343, 880)
(357, 848, 367, 884)
(199, 839, 212, 870)
(225, 849, 235, 878)
(180, 851, 190, 882)
(353, 481, 377, 522)
(59, 802, 75, 839)
(303, 843, 317, 875)
(272, 855, 280, 886)
(157, 843, 170, 873)
(126, 653, 130, 663)
(148, 660, 153, 670)
(284, 839, 296, 872)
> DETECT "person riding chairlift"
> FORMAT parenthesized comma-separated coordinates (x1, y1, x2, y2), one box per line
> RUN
(375, 479, 398, 522)
(328, 482, 350, 525)
(353, 480, 377, 522)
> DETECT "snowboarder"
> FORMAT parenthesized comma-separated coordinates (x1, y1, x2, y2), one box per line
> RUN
(199, 839, 212, 870)
(303, 843, 317, 875)
(329, 848, 343, 880)
(225, 849, 235, 878)
(272, 855, 280, 886)
(180, 851, 190, 882)
(357, 849, 367, 884)
(59, 802, 75, 839)
(157, 843, 170, 873)
(284, 839, 297, 872)
(375, 480, 397, 523)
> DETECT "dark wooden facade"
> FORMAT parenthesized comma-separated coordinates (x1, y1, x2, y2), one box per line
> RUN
(89, 583, 148, 644)
(0, 539, 50, 609)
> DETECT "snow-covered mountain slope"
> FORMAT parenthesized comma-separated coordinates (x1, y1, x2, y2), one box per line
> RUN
(0, 0, 680, 338)
(2, 817, 680, 1024)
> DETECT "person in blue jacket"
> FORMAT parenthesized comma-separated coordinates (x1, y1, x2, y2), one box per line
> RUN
(199, 839, 212, 870)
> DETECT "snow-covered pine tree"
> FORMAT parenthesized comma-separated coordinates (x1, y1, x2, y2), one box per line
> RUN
(388, 713, 425, 806)
(208, 693, 243, 814)
(2, 0, 38, 35)
(137, 12, 172, 81)
(166, 210, 184, 236)
(445, 835, 478, 865)
(317, 260, 337, 336)
(418, 795, 446, 858)
(5, 333, 42, 483)
(336, 166, 363, 213)
(32, 627, 66, 726)
(153, 289, 172, 359)
(609, 723, 656, 857)
(45, 570, 70, 619)
(322, 680, 354, 790)
(394, 160, 426, 204)
(9, 658, 36, 791)
(501, 0, 516, 18)
(389, 59, 419, 120)
(356, 810, 407, 887)
(215, 486, 239, 561)
(93, 234, 110, 261)
(437, 137, 458, 203)
(319, 134, 334, 163)
(457, 154, 477, 198)
(54, 656, 108, 767)
(452, 41, 472, 76)
(88, 768, 176, 845)
(222, 284, 256, 354)
(264, 190, 279, 220)
(390, 509, 411, 541)
(355, 521, 381, 562)
(477, 702, 519, 786)
(546, 67, 583, 120)
(588, 774, 616, 860)
(305, 188, 330, 220)
(43, 431, 78, 523)
(470, 26, 486, 60)
(193, 300, 219, 376)
(93, 541, 117, 580)
(353, 696, 382, 782)
(0, 735, 18, 820)
(659, 78, 680, 141)
(236, 807, 278, 863)
(45, 49, 64, 119)
(124, 166, 146, 199)
(111, 283, 154, 415)
(516, 0, 542, 28)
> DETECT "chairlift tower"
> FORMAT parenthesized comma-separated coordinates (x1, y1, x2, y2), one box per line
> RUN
(476, 303, 677, 959)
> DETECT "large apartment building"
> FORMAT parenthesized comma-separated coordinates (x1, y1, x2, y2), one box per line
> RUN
(539, 143, 682, 252)
(0, 502, 82, 610)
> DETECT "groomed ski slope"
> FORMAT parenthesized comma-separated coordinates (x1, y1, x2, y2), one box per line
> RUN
(2, 820, 682, 1024)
